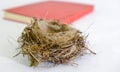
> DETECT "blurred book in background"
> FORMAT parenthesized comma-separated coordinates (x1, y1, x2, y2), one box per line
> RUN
(4, 1, 93, 24)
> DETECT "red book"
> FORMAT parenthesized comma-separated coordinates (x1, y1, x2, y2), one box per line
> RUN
(4, 1, 93, 24)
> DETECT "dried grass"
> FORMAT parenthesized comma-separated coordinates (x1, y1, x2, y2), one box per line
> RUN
(17, 18, 95, 66)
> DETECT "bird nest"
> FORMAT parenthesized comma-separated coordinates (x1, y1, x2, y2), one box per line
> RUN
(17, 18, 95, 66)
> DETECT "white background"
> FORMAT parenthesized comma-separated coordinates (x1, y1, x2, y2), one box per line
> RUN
(0, 0, 120, 72)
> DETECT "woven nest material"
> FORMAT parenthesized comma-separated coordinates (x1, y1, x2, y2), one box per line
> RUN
(17, 18, 95, 66)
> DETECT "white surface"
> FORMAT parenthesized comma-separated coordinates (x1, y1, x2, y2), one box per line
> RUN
(0, 0, 120, 72)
